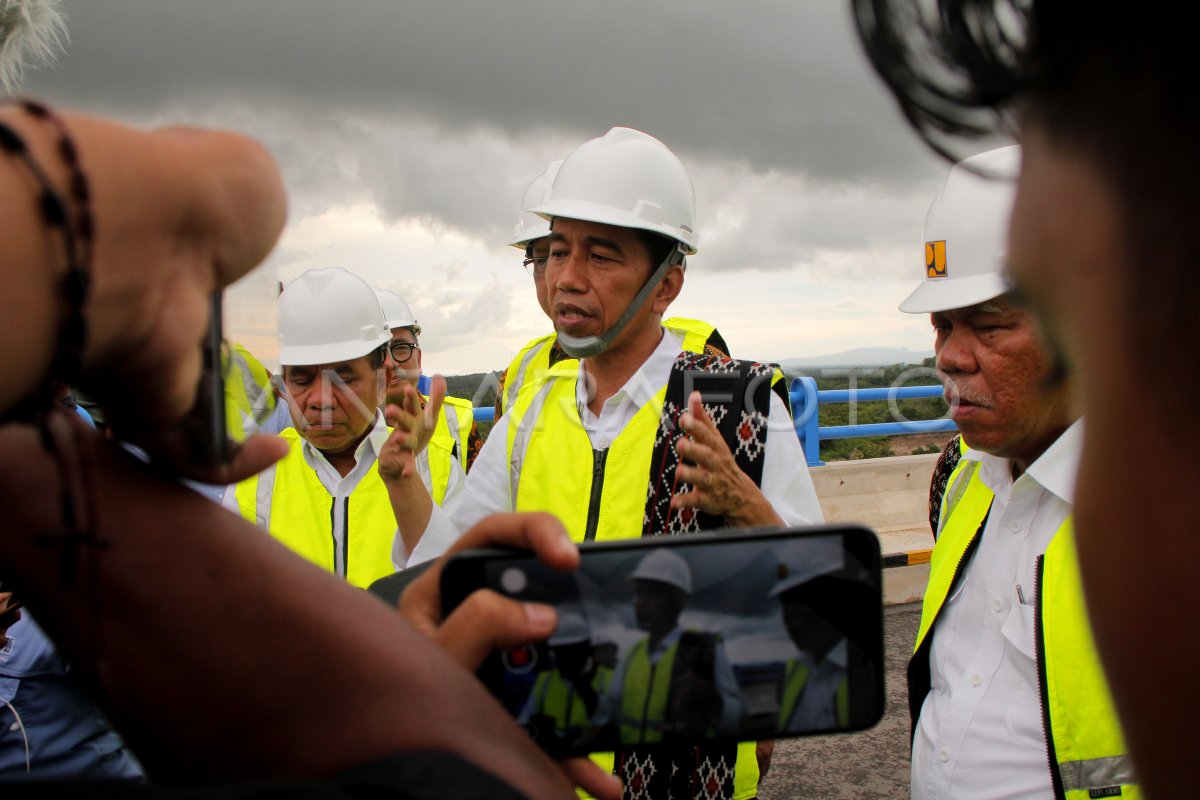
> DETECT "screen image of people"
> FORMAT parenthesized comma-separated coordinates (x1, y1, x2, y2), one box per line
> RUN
(482, 532, 882, 751)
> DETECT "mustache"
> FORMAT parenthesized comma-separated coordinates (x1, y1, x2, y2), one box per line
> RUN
(944, 381, 992, 408)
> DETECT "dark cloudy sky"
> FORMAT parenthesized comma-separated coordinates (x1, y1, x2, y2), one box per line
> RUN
(25, 0, 970, 371)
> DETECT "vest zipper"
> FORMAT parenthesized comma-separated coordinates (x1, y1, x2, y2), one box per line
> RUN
(1034, 554, 1066, 800)
(329, 497, 349, 579)
(583, 448, 608, 542)
(340, 497, 350, 579)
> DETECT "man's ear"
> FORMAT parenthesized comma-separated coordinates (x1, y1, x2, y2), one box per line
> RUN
(651, 263, 685, 315)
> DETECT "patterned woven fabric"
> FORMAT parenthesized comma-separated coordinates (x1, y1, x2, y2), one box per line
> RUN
(618, 743, 738, 800)
(642, 352, 777, 538)
(619, 351, 778, 800)
(928, 434, 963, 538)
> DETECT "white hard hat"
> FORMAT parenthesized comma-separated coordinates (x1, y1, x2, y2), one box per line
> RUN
(531, 127, 698, 255)
(278, 268, 391, 366)
(549, 611, 592, 647)
(509, 160, 562, 249)
(768, 536, 845, 598)
(631, 548, 693, 595)
(374, 288, 421, 336)
(899, 145, 1020, 314)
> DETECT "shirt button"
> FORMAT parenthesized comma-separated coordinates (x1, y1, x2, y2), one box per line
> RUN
(1010, 521, 1022, 532)
(992, 598, 1004, 612)
(938, 748, 950, 763)
(971, 674, 982, 687)
(8, 721, 17, 732)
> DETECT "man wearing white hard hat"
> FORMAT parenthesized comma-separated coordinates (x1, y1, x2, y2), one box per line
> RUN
(227, 268, 458, 588)
(496, 160, 731, 419)
(375, 288, 478, 490)
(384, 127, 822, 799)
(589, 549, 743, 749)
(769, 537, 877, 733)
(905, 147, 1130, 800)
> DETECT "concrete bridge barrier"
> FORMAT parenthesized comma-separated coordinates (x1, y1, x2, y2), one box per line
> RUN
(810, 453, 937, 606)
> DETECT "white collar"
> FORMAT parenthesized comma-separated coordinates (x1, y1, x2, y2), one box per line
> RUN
(301, 410, 389, 474)
(965, 418, 1083, 505)
(574, 327, 682, 415)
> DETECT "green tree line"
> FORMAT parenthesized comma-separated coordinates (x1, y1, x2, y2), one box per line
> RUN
(441, 359, 950, 462)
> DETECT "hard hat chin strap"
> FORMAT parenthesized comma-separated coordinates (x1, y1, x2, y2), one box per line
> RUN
(557, 243, 686, 359)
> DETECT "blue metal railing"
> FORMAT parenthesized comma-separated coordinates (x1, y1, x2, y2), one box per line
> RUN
(788, 377, 956, 467)
(467, 375, 955, 468)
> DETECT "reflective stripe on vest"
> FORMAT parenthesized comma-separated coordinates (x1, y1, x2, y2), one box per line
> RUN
(233, 428, 398, 588)
(918, 452, 1138, 799)
(440, 395, 475, 456)
(225, 343, 273, 441)
(505, 360, 664, 542)
(501, 333, 558, 416)
(423, 394, 472, 504)
(618, 638, 678, 744)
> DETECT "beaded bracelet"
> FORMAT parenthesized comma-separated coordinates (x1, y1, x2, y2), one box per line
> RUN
(1, 101, 104, 601)
(0, 98, 93, 409)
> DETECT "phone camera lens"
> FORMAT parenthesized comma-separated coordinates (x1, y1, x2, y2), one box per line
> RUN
(499, 567, 527, 595)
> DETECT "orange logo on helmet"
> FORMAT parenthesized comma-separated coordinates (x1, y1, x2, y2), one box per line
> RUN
(926, 240, 947, 278)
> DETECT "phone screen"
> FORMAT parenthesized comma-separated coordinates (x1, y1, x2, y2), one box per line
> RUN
(441, 525, 884, 757)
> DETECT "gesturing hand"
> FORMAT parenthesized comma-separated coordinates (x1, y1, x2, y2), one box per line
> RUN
(670, 390, 783, 528)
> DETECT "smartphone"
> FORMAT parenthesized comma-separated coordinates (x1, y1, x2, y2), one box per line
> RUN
(441, 525, 885, 758)
(179, 292, 229, 467)
(180, 292, 278, 467)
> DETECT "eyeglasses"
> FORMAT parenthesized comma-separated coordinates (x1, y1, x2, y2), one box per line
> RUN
(522, 257, 548, 277)
(388, 341, 419, 364)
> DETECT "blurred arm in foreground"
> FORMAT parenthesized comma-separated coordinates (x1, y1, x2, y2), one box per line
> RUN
(0, 104, 580, 797)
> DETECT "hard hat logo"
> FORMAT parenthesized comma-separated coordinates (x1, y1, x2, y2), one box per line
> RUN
(926, 240, 948, 279)
(898, 145, 1020, 314)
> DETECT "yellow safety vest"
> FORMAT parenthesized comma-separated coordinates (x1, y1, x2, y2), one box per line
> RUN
(531, 667, 612, 733)
(499, 333, 558, 417)
(233, 428, 398, 589)
(618, 637, 679, 744)
(423, 393, 472, 504)
(224, 343, 273, 442)
(498, 317, 720, 417)
(915, 455, 1139, 799)
(777, 658, 849, 730)
(504, 352, 761, 798)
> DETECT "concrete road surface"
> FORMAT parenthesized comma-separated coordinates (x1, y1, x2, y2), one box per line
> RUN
(758, 602, 920, 800)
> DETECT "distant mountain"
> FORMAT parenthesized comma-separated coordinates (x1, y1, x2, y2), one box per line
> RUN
(777, 347, 934, 371)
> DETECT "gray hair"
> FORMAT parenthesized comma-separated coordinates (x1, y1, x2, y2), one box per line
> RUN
(0, 0, 68, 94)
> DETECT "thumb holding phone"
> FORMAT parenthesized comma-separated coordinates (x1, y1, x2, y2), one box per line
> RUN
(396, 512, 622, 800)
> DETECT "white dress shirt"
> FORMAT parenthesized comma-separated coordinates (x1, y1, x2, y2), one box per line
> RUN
(402, 328, 824, 567)
(224, 411, 463, 570)
(912, 420, 1083, 800)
